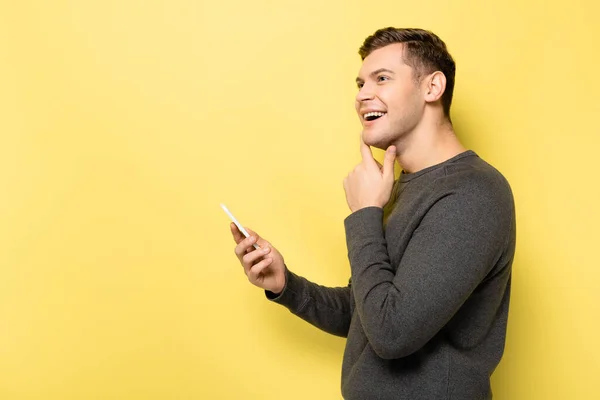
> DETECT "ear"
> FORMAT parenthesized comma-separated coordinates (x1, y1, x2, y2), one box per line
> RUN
(423, 71, 446, 104)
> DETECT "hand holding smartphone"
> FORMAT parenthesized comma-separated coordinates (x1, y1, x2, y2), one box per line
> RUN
(220, 203, 260, 249)
(223, 203, 286, 294)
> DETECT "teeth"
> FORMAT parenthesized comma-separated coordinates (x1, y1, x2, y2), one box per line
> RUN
(364, 112, 386, 118)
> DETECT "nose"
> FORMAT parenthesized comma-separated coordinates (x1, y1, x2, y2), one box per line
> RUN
(355, 83, 375, 103)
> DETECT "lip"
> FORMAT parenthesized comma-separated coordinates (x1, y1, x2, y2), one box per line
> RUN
(360, 109, 387, 117)
(362, 111, 387, 126)
(359, 108, 387, 125)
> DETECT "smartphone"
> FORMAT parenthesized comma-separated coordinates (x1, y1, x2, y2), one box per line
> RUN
(220, 203, 260, 249)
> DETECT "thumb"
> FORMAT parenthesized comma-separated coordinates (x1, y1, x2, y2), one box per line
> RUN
(246, 227, 269, 247)
(383, 146, 396, 180)
(245, 227, 259, 241)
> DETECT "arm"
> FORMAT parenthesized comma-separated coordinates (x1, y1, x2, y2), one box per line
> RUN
(344, 182, 513, 359)
(266, 267, 352, 338)
(229, 222, 352, 337)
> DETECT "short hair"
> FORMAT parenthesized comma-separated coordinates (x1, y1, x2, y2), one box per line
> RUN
(359, 27, 456, 118)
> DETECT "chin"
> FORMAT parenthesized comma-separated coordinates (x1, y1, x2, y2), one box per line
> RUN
(362, 130, 392, 150)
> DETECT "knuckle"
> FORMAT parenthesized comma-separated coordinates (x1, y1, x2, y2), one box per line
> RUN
(254, 263, 266, 275)
(247, 263, 254, 274)
(242, 253, 252, 266)
(249, 265, 260, 279)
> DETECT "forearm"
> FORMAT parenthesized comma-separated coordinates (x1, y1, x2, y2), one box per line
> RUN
(266, 267, 352, 337)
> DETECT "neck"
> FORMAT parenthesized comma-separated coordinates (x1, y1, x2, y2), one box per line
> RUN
(394, 115, 466, 174)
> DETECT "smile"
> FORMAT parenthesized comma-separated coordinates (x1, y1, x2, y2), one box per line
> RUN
(363, 111, 387, 121)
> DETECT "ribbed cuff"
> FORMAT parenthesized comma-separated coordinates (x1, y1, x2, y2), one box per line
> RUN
(264, 266, 307, 313)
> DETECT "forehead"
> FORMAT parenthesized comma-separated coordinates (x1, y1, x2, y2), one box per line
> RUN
(357, 43, 410, 78)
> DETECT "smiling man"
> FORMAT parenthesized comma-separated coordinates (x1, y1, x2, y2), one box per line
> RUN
(229, 27, 516, 400)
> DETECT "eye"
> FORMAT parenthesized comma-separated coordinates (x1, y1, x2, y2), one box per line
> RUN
(377, 75, 390, 83)
(357, 82, 364, 89)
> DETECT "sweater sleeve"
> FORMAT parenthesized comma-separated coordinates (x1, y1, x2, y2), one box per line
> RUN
(265, 267, 352, 338)
(343, 179, 513, 359)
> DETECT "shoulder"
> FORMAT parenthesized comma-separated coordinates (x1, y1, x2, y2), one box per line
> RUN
(424, 154, 515, 225)
(438, 154, 513, 202)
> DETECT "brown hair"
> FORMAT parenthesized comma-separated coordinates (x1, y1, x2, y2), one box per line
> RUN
(359, 27, 456, 119)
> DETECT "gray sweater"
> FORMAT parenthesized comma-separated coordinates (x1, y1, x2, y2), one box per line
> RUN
(267, 151, 516, 399)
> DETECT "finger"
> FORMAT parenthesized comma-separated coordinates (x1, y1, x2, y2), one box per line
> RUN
(383, 145, 396, 180)
(234, 235, 259, 258)
(245, 227, 269, 249)
(359, 136, 374, 164)
(245, 227, 258, 239)
(230, 223, 246, 244)
(242, 246, 271, 273)
(247, 257, 274, 282)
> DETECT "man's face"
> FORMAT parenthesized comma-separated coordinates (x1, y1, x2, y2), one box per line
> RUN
(355, 43, 424, 149)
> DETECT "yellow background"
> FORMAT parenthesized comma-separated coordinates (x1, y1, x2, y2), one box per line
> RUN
(1, 1, 599, 399)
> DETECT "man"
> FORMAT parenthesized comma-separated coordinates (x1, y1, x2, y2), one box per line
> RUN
(230, 27, 516, 400)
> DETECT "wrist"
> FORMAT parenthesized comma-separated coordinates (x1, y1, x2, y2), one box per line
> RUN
(353, 204, 383, 212)
(265, 266, 288, 299)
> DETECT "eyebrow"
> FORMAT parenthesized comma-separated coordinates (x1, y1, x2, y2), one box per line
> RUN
(355, 68, 395, 84)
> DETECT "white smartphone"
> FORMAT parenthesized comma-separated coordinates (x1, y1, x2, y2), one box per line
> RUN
(220, 203, 260, 249)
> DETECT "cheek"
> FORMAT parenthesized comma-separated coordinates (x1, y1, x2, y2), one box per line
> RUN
(389, 88, 419, 114)
(379, 86, 403, 108)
